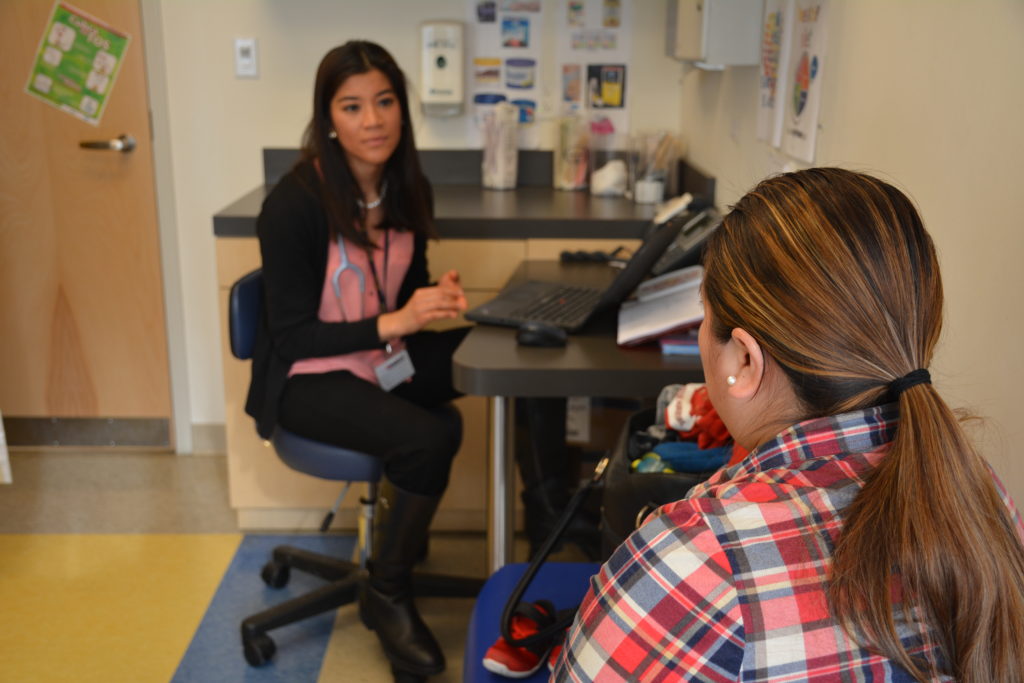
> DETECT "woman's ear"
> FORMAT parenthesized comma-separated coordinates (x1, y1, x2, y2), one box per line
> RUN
(726, 328, 765, 400)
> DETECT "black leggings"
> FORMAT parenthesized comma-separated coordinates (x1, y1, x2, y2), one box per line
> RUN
(278, 327, 470, 496)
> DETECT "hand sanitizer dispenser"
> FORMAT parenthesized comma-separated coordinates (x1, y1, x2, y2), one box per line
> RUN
(420, 21, 464, 117)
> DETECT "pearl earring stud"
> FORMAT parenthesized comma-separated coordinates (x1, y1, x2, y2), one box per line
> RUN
(727, 376, 737, 386)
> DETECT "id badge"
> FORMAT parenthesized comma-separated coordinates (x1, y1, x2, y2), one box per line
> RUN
(374, 348, 415, 392)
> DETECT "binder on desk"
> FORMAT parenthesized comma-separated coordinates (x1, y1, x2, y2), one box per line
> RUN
(616, 265, 703, 346)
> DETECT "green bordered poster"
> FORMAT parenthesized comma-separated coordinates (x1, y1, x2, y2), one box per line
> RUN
(24, 2, 130, 126)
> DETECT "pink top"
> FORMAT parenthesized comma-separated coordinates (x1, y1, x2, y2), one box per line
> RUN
(289, 229, 414, 385)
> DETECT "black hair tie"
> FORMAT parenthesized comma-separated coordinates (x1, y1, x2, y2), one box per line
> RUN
(890, 369, 931, 398)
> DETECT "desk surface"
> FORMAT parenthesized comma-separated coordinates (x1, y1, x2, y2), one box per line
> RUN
(452, 260, 704, 396)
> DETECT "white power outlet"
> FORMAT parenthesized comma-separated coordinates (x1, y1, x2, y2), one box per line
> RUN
(234, 37, 258, 79)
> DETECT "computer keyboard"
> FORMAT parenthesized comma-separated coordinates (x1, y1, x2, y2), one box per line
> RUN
(507, 284, 602, 328)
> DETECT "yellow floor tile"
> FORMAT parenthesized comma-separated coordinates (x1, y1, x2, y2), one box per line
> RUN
(0, 534, 241, 682)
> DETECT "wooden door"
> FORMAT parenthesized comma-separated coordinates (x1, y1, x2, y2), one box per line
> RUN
(0, 0, 171, 447)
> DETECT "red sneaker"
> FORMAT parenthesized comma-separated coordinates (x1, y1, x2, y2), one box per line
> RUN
(482, 600, 556, 678)
(547, 642, 563, 672)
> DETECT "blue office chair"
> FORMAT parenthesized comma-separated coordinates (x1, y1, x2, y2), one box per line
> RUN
(464, 562, 600, 681)
(229, 268, 483, 667)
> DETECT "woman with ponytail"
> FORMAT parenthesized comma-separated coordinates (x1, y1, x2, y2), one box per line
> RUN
(553, 168, 1024, 682)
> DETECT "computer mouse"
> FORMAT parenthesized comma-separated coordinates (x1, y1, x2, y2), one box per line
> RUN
(515, 321, 568, 347)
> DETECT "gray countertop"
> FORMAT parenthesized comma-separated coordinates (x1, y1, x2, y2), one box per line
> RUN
(213, 183, 662, 240)
(213, 149, 715, 240)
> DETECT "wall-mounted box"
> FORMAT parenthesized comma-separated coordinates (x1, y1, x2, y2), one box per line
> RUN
(421, 21, 464, 116)
(667, 0, 763, 69)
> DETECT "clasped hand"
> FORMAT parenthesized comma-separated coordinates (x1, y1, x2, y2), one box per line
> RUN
(377, 270, 467, 341)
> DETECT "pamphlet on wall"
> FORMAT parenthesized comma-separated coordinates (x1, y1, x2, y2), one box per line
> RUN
(756, 0, 795, 148)
(616, 265, 703, 346)
(780, 0, 828, 162)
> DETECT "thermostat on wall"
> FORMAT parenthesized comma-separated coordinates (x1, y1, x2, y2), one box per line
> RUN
(420, 21, 464, 117)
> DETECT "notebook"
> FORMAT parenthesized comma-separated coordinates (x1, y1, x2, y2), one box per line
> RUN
(465, 194, 697, 333)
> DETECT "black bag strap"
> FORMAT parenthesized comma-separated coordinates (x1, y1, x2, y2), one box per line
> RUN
(500, 455, 610, 648)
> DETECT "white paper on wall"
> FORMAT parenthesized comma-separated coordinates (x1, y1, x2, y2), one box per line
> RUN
(780, 0, 828, 163)
(465, 0, 545, 147)
(555, 0, 632, 140)
(756, 0, 795, 148)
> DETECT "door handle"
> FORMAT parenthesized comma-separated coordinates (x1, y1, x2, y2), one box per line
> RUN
(79, 134, 136, 153)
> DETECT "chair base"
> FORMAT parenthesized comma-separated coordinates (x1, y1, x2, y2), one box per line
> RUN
(241, 543, 485, 668)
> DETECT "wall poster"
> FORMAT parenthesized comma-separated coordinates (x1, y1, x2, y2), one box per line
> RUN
(756, 0, 794, 148)
(780, 0, 828, 163)
(466, 0, 632, 148)
(556, 0, 632, 138)
(24, 2, 130, 126)
(467, 0, 545, 147)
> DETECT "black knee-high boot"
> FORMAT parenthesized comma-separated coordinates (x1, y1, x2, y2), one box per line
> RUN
(359, 478, 445, 678)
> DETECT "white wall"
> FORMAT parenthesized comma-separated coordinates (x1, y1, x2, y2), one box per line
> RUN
(145, 0, 683, 440)
(677, 0, 1024, 500)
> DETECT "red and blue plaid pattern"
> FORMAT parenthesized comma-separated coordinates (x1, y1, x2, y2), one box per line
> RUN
(552, 405, 1024, 682)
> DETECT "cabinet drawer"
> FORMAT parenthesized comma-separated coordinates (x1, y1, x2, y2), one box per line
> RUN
(428, 239, 525, 290)
(216, 238, 260, 289)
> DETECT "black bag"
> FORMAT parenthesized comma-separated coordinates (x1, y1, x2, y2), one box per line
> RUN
(599, 407, 720, 558)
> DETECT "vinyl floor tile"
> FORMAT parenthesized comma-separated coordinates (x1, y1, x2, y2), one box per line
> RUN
(0, 533, 240, 682)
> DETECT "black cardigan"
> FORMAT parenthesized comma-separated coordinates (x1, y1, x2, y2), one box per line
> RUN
(244, 160, 430, 438)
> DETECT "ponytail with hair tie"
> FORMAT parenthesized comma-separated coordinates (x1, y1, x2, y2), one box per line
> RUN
(889, 369, 931, 399)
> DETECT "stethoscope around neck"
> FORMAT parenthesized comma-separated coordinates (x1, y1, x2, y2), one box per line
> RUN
(330, 232, 389, 324)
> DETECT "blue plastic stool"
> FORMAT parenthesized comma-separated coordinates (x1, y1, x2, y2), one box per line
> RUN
(464, 562, 601, 682)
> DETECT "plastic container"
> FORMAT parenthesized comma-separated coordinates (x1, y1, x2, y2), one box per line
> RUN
(629, 131, 679, 204)
(553, 114, 588, 190)
(481, 101, 518, 190)
(588, 117, 628, 196)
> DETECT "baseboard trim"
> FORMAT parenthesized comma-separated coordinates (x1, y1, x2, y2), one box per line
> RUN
(2, 416, 170, 448)
(190, 423, 226, 454)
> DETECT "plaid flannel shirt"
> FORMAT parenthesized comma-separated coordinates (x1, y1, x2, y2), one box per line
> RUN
(553, 404, 1024, 682)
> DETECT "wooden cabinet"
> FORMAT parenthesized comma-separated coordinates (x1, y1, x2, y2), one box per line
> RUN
(216, 235, 638, 531)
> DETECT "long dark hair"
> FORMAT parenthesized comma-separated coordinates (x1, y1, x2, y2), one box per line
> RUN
(299, 41, 434, 247)
(702, 168, 1024, 681)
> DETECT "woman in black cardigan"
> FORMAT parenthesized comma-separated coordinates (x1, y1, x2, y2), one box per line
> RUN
(245, 41, 467, 680)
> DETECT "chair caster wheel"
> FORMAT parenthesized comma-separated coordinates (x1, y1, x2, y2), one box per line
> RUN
(261, 560, 290, 588)
(243, 632, 276, 666)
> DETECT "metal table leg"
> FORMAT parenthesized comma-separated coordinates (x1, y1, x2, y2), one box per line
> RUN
(488, 396, 515, 572)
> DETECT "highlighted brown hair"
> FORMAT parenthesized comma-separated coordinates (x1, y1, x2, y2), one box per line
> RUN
(702, 168, 1024, 681)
